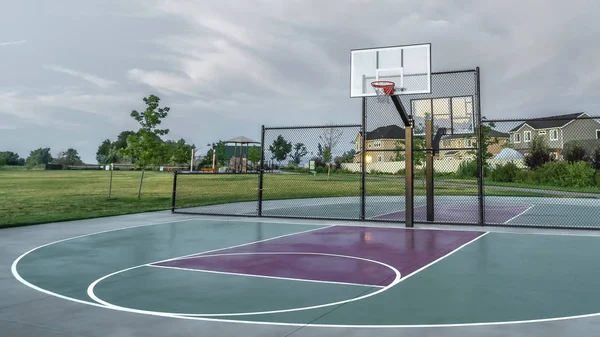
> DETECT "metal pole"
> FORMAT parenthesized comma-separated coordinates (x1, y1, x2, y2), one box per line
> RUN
(171, 171, 178, 213)
(360, 97, 367, 220)
(405, 119, 414, 228)
(476, 67, 485, 225)
(108, 163, 113, 199)
(190, 147, 194, 172)
(258, 125, 265, 216)
(426, 119, 434, 221)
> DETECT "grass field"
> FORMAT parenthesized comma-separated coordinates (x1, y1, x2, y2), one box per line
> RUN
(0, 169, 578, 228)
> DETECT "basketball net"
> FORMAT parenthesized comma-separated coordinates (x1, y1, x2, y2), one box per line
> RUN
(371, 80, 395, 103)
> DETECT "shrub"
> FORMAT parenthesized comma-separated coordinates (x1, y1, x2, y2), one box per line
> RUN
(489, 161, 520, 182)
(515, 169, 538, 184)
(565, 161, 595, 187)
(456, 160, 478, 179)
(564, 141, 586, 163)
(524, 135, 552, 170)
(536, 161, 569, 186)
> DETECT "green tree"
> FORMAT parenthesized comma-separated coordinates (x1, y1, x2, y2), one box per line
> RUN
(564, 141, 586, 163)
(290, 143, 308, 165)
(120, 95, 170, 199)
(212, 141, 227, 167)
(166, 138, 195, 165)
(26, 147, 53, 167)
(524, 134, 552, 170)
(0, 151, 23, 166)
(395, 137, 425, 165)
(247, 146, 261, 168)
(338, 149, 356, 163)
(56, 148, 83, 166)
(96, 139, 112, 164)
(269, 135, 292, 165)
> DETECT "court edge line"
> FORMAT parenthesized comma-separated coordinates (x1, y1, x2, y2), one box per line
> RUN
(503, 204, 535, 224)
(147, 259, 385, 289)
(87, 251, 401, 317)
(11, 219, 332, 310)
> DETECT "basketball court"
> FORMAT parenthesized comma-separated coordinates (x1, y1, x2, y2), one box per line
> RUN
(5, 42, 600, 336)
(5, 212, 600, 336)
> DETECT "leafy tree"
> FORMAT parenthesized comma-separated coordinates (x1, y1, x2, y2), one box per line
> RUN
(247, 146, 261, 167)
(0, 151, 23, 166)
(524, 134, 552, 170)
(589, 147, 600, 184)
(269, 135, 292, 164)
(55, 148, 83, 166)
(290, 143, 308, 165)
(120, 95, 170, 199)
(96, 139, 112, 164)
(212, 141, 227, 167)
(26, 147, 53, 167)
(166, 138, 194, 165)
(564, 141, 586, 163)
(338, 149, 356, 163)
(395, 137, 425, 165)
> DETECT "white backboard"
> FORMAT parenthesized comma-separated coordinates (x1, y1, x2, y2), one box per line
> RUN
(350, 43, 431, 97)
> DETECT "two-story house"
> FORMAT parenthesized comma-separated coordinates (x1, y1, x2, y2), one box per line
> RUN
(352, 125, 405, 163)
(508, 112, 600, 159)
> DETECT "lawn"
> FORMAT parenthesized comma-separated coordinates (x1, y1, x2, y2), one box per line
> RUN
(0, 169, 568, 228)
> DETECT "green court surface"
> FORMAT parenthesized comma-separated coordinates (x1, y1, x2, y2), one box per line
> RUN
(12, 217, 600, 328)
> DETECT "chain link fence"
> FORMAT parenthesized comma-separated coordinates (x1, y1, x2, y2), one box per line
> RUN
(171, 68, 600, 230)
(481, 115, 600, 229)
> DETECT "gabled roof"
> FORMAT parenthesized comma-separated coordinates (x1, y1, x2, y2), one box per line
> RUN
(365, 125, 405, 140)
(509, 112, 588, 132)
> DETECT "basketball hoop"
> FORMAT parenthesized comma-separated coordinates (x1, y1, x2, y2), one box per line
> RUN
(371, 80, 395, 102)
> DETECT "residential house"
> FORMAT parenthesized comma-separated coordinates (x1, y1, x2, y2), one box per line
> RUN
(439, 130, 509, 159)
(352, 125, 405, 163)
(508, 112, 600, 159)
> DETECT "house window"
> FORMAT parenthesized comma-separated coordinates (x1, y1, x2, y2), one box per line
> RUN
(524, 131, 531, 142)
(464, 139, 472, 147)
(538, 131, 546, 135)
(374, 141, 381, 148)
(377, 155, 382, 162)
(596, 130, 600, 140)
(550, 129, 558, 141)
(513, 133, 521, 143)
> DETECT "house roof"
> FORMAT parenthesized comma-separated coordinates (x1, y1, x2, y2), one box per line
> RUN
(365, 125, 405, 140)
(508, 112, 588, 132)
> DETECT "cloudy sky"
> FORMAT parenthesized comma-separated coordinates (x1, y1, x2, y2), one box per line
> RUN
(1, 0, 599, 163)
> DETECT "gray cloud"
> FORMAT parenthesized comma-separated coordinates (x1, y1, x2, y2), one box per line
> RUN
(1, 0, 599, 163)
(44, 65, 117, 88)
(0, 40, 27, 47)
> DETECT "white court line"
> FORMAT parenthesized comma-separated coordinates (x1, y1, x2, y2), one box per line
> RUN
(503, 204, 535, 224)
(15, 215, 600, 328)
(148, 256, 385, 289)
(11, 218, 331, 310)
(87, 251, 400, 317)
(369, 204, 427, 219)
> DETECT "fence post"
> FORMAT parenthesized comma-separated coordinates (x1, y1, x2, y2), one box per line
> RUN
(171, 170, 178, 213)
(361, 97, 367, 220)
(258, 125, 265, 217)
(476, 67, 485, 225)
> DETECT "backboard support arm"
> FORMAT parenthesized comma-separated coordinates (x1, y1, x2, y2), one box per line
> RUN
(389, 94, 414, 228)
